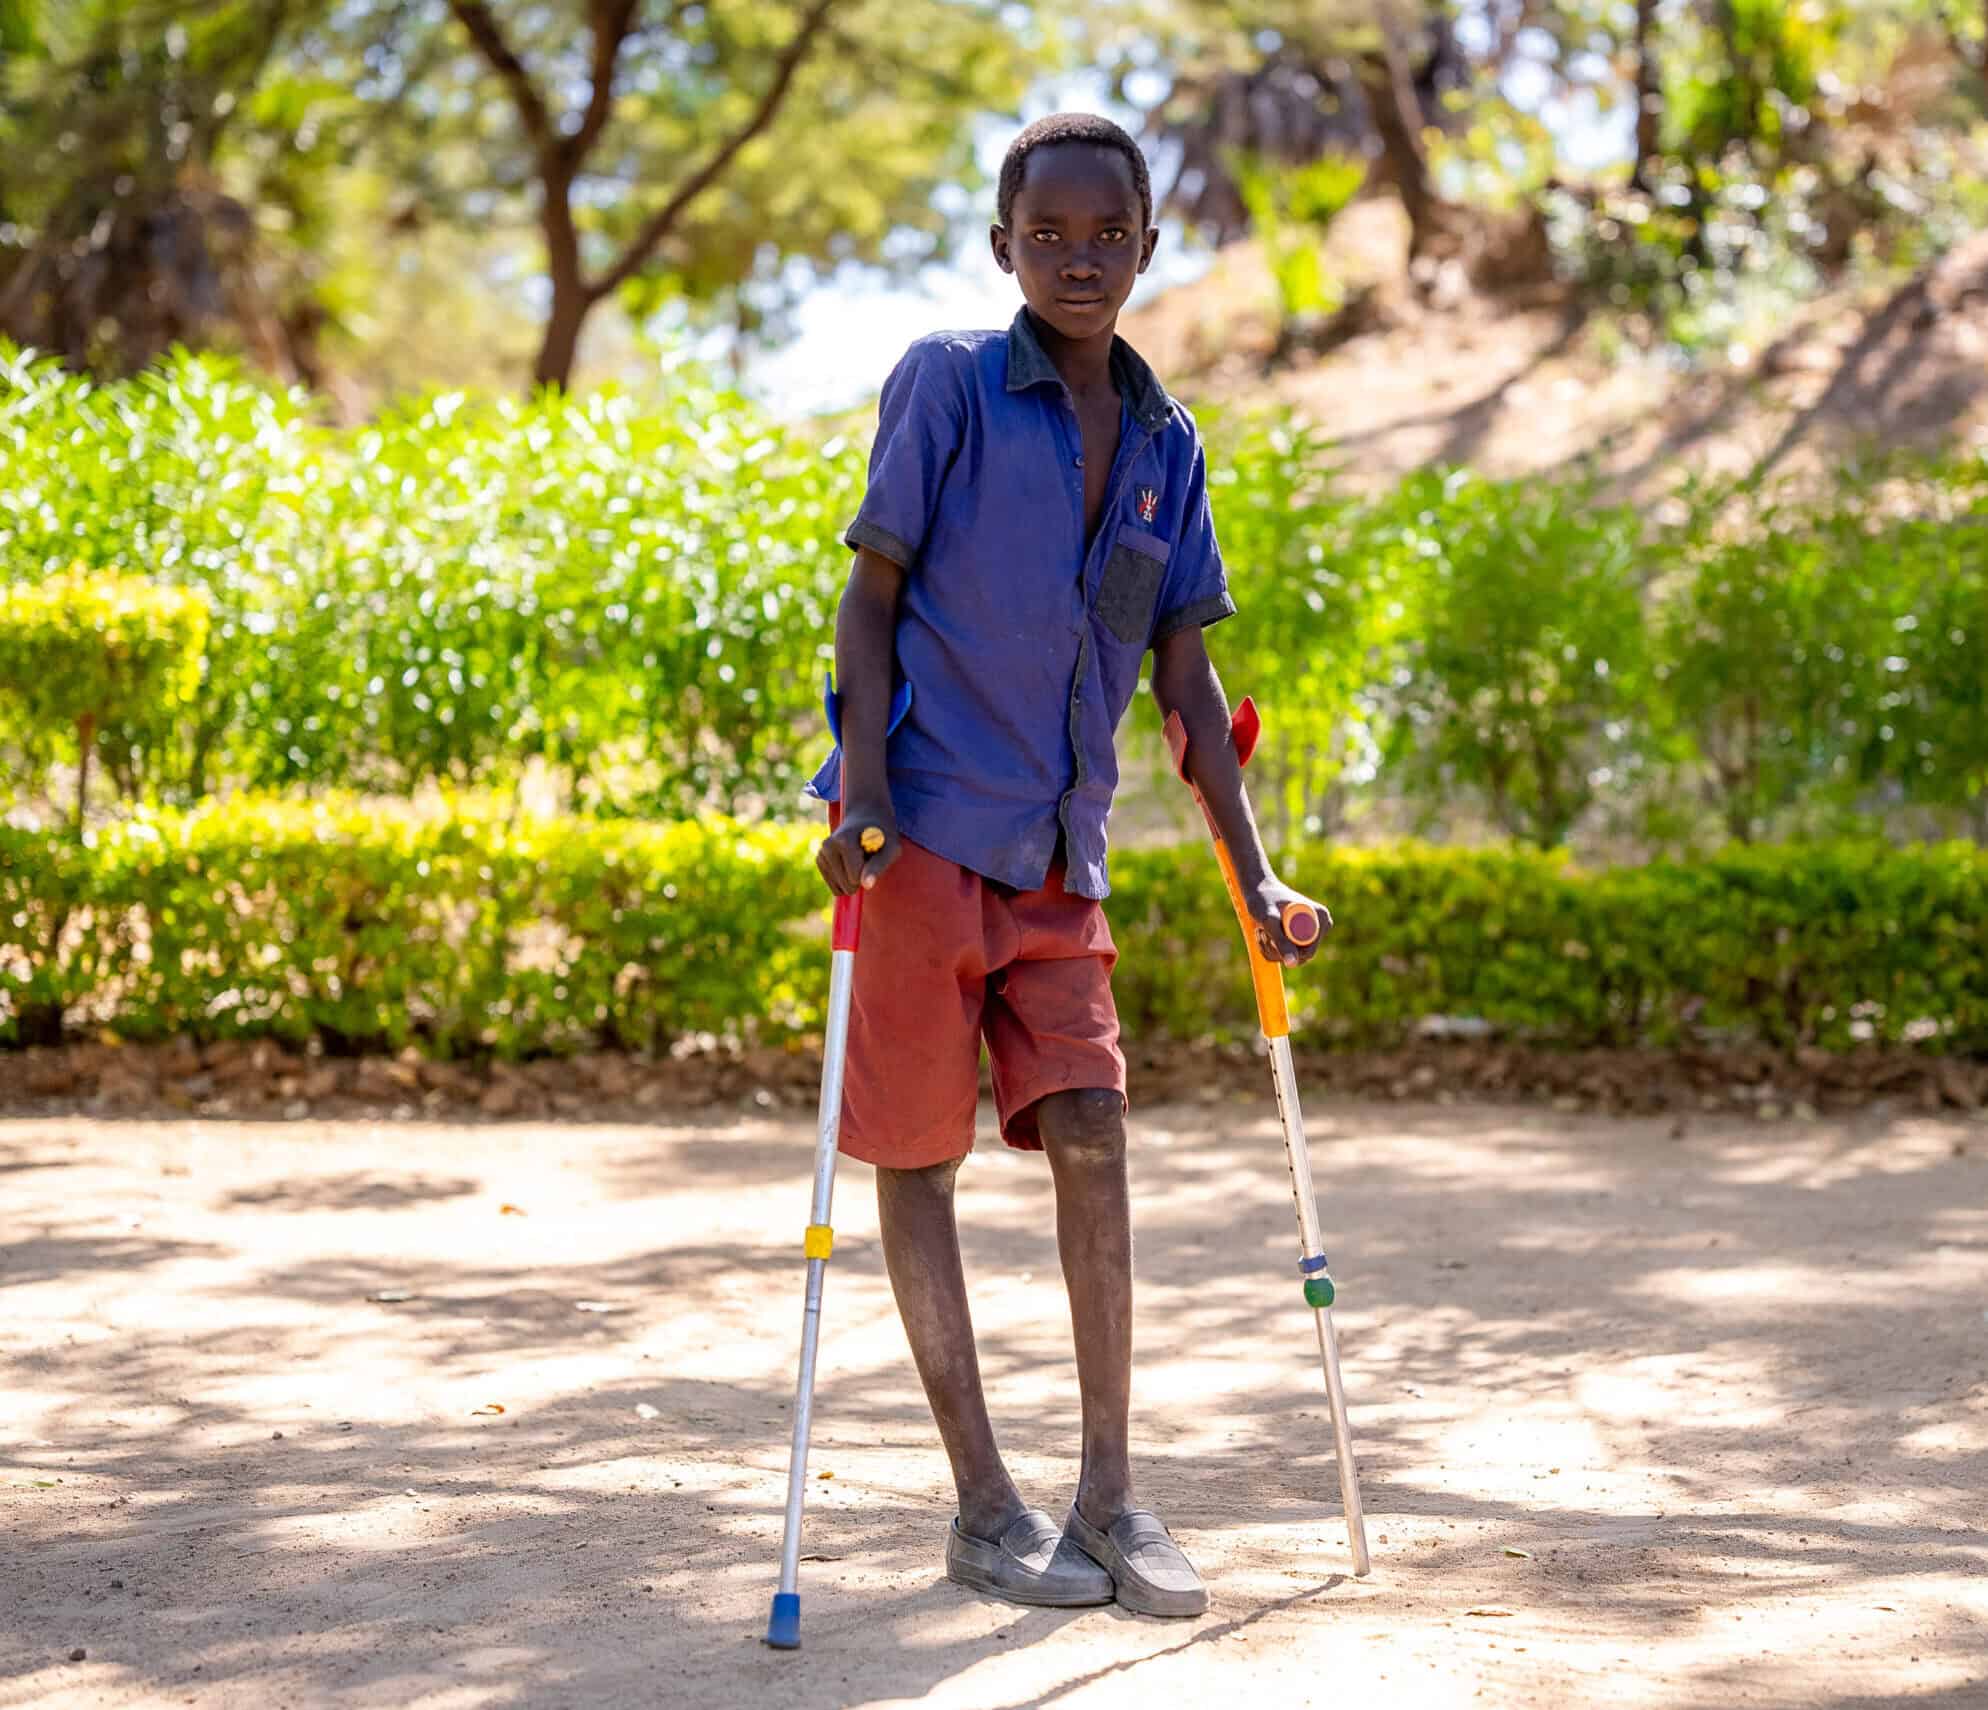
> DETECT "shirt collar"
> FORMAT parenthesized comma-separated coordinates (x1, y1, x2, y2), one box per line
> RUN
(1005, 307, 1172, 434)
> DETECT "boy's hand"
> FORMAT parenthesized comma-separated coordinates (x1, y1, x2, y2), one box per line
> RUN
(1247, 876, 1331, 967)
(817, 801, 901, 897)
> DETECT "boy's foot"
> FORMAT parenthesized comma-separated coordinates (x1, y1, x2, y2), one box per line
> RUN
(1063, 1505, 1208, 1618)
(945, 1510, 1115, 1608)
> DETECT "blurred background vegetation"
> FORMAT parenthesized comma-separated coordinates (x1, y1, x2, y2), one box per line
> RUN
(4, 1, 1988, 1058)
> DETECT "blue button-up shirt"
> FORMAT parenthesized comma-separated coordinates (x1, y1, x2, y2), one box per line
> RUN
(806, 307, 1235, 900)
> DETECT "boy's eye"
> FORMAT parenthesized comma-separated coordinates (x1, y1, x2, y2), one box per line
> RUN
(1031, 230, 1059, 243)
(1100, 228, 1126, 242)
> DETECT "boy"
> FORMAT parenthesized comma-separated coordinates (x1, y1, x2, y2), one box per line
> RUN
(808, 113, 1326, 1619)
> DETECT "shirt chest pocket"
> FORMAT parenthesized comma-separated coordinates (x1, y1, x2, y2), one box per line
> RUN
(1095, 525, 1171, 648)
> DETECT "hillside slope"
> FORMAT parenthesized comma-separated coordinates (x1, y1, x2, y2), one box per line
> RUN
(1122, 200, 1988, 500)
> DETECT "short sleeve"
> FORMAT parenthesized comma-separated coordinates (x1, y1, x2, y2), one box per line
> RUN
(842, 340, 966, 571)
(1151, 438, 1236, 644)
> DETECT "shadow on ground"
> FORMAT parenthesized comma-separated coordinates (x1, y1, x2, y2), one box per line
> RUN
(2, 1101, 1983, 1708)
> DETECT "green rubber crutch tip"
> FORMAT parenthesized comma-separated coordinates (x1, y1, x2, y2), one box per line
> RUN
(1303, 1275, 1336, 1309)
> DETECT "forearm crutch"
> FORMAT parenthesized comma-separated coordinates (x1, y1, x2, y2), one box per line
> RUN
(766, 679, 908, 1651)
(1164, 696, 1371, 1577)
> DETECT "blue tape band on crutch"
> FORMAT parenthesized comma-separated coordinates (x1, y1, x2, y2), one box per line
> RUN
(1298, 1254, 1330, 1274)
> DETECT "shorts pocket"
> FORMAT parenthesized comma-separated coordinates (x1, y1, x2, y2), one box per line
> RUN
(1095, 536, 1168, 648)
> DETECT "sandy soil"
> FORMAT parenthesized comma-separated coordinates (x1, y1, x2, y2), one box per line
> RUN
(3, 1099, 1985, 1709)
(1123, 204, 1988, 504)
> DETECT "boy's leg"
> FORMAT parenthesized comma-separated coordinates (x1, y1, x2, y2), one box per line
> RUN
(874, 1157, 1028, 1542)
(1035, 1088, 1136, 1527)
(1039, 1086, 1209, 1617)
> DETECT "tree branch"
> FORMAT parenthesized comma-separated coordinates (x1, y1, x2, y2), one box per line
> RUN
(587, 0, 838, 301)
(1942, 5, 1987, 77)
(446, 0, 552, 148)
(564, 0, 642, 171)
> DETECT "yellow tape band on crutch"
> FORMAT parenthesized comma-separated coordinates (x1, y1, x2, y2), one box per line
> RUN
(803, 1224, 833, 1260)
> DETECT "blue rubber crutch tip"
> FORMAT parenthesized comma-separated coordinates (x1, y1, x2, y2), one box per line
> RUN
(765, 1593, 802, 1649)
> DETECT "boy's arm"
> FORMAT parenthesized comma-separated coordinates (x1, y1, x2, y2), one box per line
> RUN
(1149, 623, 1328, 966)
(817, 546, 907, 897)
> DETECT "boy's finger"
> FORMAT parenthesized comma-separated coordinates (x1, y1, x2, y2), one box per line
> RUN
(858, 833, 898, 892)
(817, 839, 857, 896)
(1256, 923, 1298, 966)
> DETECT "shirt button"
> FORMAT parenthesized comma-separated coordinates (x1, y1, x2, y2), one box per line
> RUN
(1074, 454, 1085, 468)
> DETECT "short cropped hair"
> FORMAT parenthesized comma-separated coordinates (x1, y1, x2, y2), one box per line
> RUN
(996, 113, 1153, 231)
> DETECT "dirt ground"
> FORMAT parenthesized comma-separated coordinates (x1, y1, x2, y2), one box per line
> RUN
(1123, 204, 1988, 505)
(3, 1098, 1984, 1710)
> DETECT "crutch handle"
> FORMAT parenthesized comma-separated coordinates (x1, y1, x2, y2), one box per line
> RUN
(1281, 900, 1321, 947)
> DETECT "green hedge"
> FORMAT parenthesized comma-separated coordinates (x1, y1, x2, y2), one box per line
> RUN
(4, 804, 1984, 1058)
(0, 799, 821, 1057)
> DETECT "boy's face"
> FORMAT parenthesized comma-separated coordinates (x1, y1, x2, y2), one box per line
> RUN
(991, 143, 1157, 343)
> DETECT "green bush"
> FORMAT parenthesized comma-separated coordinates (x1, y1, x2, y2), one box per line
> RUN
(0, 570, 210, 824)
(0, 798, 821, 1058)
(1114, 839, 1988, 1055)
(1659, 507, 1890, 841)
(0, 344, 859, 816)
(1178, 412, 1391, 840)
(1379, 468, 1654, 847)
(4, 345, 1987, 847)
(1870, 507, 1988, 830)
(4, 803, 1983, 1059)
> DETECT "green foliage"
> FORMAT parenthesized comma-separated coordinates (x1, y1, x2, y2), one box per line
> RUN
(0, 798, 823, 1057)
(275, 0, 1045, 383)
(0, 569, 210, 813)
(1230, 149, 1366, 328)
(1116, 837, 1988, 1056)
(1867, 504, 1988, 826)
(1381, 468, 1652, 848)
(0, 0, 351, 375)
(0, 570, 209, 731)
(7, 807, 1986, 1058)
(1659, 503, 1892, 841)
(1666, 0, 1833, 163)
(4, 347, 1987, 848)
(1538, 0, 1988, 358)
(1178, 410, 1388, 840)
(0, 342, 860, 815)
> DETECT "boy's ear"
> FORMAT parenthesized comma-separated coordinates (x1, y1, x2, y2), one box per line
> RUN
(989, 222, 1014, 274)
(1139, 224, 1158, 273)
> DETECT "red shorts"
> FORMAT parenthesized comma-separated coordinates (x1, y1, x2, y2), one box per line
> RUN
(838, 838, 1127, 1169)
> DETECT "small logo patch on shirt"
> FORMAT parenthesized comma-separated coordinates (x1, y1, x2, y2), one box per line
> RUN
(1135, 485, 1160, 524)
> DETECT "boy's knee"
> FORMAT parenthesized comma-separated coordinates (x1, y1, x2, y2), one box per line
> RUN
(1037, 1088, 1126, 1166)
(876, 1156, 961, 1201)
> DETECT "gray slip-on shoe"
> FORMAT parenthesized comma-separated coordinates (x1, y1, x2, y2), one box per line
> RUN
(945, 1509, 1115, 1608)
(1063, 1505, 1208, 1618)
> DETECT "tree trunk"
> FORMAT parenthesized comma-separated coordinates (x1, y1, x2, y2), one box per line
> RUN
(75, 710, 95, 834)
(1358, 44, 1441, 262)
(534, 280, 591, 391)
(532, 171, 592, 391)
(1630, 0, 1662, 194)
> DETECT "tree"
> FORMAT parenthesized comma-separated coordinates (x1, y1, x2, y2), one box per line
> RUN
(321, 0, 1042, 390)
(0, 0, 341, 377)
(1127, 1, 1468, 255)
(1630, 0, 1661, 193)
